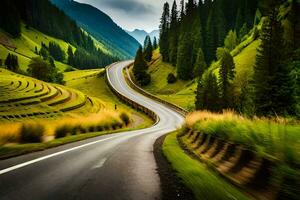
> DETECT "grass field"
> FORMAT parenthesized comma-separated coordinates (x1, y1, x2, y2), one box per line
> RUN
(0, 24, 74, 71)
(163, 131, 249, 200)
(139, 38, 260, 111)
(65, 69, 154, 127)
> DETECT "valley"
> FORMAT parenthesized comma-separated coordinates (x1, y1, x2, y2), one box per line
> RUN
(0, 0, 299, 200)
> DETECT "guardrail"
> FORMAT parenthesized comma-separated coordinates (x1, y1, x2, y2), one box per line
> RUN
(105, 63, 159, 123)
(124, 65, 188, 116)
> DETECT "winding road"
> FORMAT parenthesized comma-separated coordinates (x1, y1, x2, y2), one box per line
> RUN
(0, 61, 185, 200)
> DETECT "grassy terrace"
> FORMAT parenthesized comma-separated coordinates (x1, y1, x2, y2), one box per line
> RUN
(0, 67, 152, 158)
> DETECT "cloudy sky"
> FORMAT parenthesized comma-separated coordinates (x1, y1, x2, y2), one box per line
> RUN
(77, 0, 179, 32)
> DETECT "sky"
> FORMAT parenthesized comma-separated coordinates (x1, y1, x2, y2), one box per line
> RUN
(76, 0, 179, 32)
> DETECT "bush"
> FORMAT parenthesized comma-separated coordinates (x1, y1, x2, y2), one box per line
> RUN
(20, 123, 44, 143)
(167, 73, 177, 84)
(120, 112, 130, 126)
(55, 125, 70, 138)
(136, 71, 151, 86)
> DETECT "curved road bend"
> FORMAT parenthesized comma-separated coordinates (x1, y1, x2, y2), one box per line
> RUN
(0, 61, 185, 200)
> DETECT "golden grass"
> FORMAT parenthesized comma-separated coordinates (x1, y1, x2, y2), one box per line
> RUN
(0, 109, 130, 145)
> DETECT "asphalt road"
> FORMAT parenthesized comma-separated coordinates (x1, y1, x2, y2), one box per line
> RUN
(0, 61, 185, 200)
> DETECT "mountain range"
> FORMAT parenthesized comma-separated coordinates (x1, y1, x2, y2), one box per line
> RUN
(51, 0, 140, 59)
(126, 29, 159, 46)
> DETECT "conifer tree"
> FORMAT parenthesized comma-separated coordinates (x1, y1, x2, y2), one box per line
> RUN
(224, 30, 238, 51)
(67, 45, 74, 66)
(218, 48, 235, 108)
(133, 47, 151, 86)
(143, 36, 153, 62)
(169, 0, 179, 66)
(252, 6, 294, 116)
(205, 10, 215, 63)
(177, 32, 193, 80)
(159, 2, 170, 62)
(153, 37, 158, 49)
(193, 48, 207, 78)
(195, 70, 220, 111)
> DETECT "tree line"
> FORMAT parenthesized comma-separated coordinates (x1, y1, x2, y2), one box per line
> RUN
(159, 0, 258, 80)
(159, 0, 299, 117)
(132, 36, 158, 86)
(0, 0, 118, 69)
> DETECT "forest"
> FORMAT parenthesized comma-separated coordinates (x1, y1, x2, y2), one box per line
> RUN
(157, 0, 299, 117)
(0, 0, 118, 69)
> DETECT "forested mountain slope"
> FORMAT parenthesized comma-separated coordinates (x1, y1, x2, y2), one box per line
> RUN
(0, 0, 118, 71)
(51, 0, 140, 59)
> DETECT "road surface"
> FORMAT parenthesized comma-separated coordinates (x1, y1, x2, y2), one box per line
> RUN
(0, 61, 185, 200)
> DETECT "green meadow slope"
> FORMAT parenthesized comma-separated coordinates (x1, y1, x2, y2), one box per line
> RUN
(142, 37, 260, 111)
(0, 24, 115, 72)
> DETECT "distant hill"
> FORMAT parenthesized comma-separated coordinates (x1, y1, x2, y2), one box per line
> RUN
(51, 0, 140, 59)
(127, 29, 159, 45)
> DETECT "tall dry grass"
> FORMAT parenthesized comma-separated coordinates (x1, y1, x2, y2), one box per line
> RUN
(185, 110, 300, 163)
(0, 110, 131, 145)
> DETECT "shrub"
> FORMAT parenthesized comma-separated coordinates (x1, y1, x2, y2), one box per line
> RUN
(167, 73, 177, 84)
(120, 112, 130, 126)
(20, 123, 44, 143)
(55, 125, 70, 138)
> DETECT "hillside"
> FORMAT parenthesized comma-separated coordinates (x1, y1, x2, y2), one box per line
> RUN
(51, 0, 140, 59)
(0, 24, 73, 72)
(0, 0, 117, 70)
(140, 36, 260, 111)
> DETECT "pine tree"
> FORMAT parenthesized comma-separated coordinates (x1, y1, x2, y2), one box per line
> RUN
(218, 48, 235, 108)
(252, 7, 294, 116)
(143, 36, 153, 62)
(153, 37, 158, 49)
(205, 9, 215, 63)
(224, 30, 238, 51)
(159, 2, 170, 62)
(193, 48, 207, 78)
(67, 45, 74, 66)
(133, 47, 151, 86)
(169, 0, 179, 66)
(195, 70, 220, 111)
(5, 54, 19, 72)
(177, 32, 193, 80)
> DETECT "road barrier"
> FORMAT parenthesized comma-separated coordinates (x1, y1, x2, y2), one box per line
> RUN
(124, 65, 188, 117)
(105, 63, 159, 123)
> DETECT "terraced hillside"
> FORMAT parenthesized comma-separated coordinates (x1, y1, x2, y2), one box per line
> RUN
(0, 68, 106, 123)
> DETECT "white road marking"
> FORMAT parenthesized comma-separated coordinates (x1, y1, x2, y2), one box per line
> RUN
(92, 158, 107, 169)
(0, 135, 120, 175)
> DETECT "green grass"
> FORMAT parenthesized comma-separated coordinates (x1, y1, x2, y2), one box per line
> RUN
(64, 69, 154, 127)
(163, 131, 249, 200)
(0, 24, 74, 71)
(186, 111, 300, 163)
(138, 33, 261, 112)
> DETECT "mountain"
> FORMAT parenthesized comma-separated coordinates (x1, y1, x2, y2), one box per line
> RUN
(51, 0, 140, 59)
(0, 0, 118, 70)
(127, 29, 159, 45)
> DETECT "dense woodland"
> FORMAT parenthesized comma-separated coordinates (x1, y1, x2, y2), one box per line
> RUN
(0, 0, 118, 69)
(158, 0, 299, 117)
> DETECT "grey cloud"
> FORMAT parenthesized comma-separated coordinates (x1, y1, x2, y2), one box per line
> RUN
(101, 0, 155, 15)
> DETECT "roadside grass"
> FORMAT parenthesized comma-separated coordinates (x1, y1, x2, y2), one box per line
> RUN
(163, 131, 249, 200)
(0, 129, 125, 160)
(185, 111, 300, 163)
